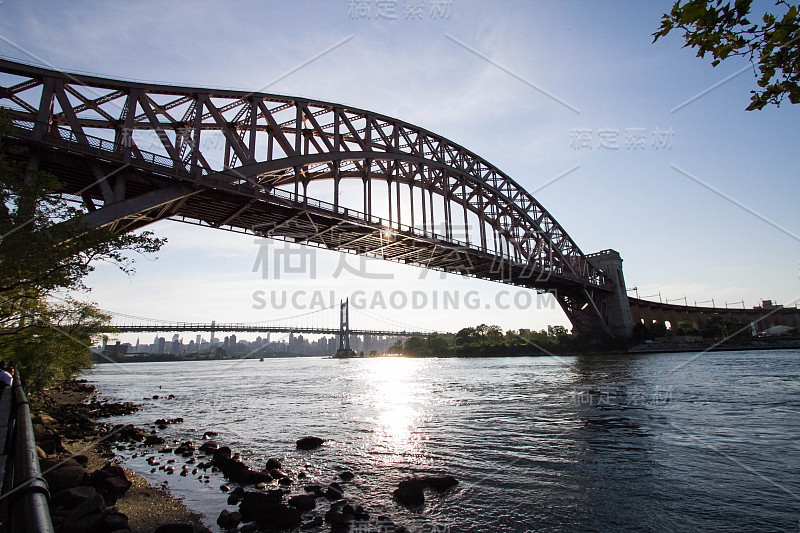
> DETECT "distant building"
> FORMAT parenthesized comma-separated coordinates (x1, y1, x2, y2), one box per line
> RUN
(755, 300, 784, 310)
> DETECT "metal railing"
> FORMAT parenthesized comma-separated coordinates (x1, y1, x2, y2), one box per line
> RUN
(0, 374, 54, 533)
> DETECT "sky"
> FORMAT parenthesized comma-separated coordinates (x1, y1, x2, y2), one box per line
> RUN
(1, 0, 798, 340)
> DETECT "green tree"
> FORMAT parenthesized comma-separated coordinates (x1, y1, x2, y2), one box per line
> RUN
(632, 322, 649, 341)
(454, 326, 478, 347)
(9, 297, 110, 391)
(404, 336, 426, 356)
(388, 340, 404, 354)
(504, 329, 525, 346)
(675, 320, 700, 336)
(483, 324, 504, 345)
(426, 333, 451, 355)
(0, 111, 165, 389)
(650, 322, 669, 338)
(701, 315, 751, 339)
(654, 1, 800, 109)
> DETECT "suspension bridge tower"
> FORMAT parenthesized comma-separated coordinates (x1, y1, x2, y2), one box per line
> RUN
(335, 298, 356, 357)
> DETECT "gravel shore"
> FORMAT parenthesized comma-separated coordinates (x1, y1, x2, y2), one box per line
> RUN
(32, 380, 208, 533)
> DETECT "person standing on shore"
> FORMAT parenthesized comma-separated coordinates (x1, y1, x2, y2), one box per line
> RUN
(0, 363, 13, 390)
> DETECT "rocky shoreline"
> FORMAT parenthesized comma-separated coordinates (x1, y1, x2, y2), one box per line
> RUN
(32, 380, 208, 533)
(32, 380, 458, 532)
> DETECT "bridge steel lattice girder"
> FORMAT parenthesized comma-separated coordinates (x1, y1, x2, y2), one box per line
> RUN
(0, 58, 622, 337)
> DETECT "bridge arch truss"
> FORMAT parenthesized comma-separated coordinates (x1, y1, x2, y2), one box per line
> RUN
(0, 59, 623, 337)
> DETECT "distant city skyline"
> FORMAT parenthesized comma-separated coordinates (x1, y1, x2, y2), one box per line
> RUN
(1, 1, 798, 335)
(97, 330, 405, 358)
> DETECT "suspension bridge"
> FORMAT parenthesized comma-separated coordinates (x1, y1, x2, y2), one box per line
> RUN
(0, 58, 635, 339)
(102, 298, 433, 338)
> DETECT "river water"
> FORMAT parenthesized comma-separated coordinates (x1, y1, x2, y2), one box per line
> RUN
(82, 350, 800, 532)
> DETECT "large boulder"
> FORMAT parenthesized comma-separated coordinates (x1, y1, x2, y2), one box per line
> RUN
(216, 509, 241, 530)
(58, 513, 104, 533)
(420, 475, 458, 492)
(295, 436, 324, 450)
(95, 511, 129, 532)
(212, 446, 232, 466)
(57, 490, 106, 529)
(33, 412, 57, 425)
(90, 463, 132, 504)
(255, 505, 301, 531)
(144, 434, 165, 446)
(198, 440, 219, 453)
(51, 486, 98, 509)
(249, 470, 273, 484)
(393, 480, 424, 506)
(324, 507, 353, 528)
(239, 491, 300, 530)
(220, 460, 253, 484)
(239, 490, 285, 519)
(42, 462, 89, 493)
(288, 493, 316, 512)
(324, 482, 344, 501)
(33, 423, 67, 455)
(392, 475, 458, 507)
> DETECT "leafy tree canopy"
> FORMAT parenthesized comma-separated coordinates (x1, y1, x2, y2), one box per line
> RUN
(654, 0, 800, 110)
(0, 111, 165, 389)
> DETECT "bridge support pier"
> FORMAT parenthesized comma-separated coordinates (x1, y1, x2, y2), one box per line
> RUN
(335, 298, 354, 357)
(587, 250, 634, 339)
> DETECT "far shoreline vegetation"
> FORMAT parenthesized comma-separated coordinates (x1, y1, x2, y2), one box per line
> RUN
(375, 317, 800, 357)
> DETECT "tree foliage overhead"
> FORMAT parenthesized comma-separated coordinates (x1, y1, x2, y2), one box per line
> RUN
(0, 111, 166, 389)
(654, 0, 800, 110)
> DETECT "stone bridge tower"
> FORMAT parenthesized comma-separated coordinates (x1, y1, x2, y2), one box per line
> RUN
(587, 250, 635, 338)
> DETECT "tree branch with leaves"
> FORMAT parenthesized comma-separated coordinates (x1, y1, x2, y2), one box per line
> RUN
(654, 0, 800, 110)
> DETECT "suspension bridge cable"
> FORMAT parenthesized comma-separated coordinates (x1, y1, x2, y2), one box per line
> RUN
(101, 302, 339, 328)
(239, 302, 338, 326)
(349, 306, 434, 333)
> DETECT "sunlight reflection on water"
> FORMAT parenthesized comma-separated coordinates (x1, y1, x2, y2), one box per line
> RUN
(84, 350, 800, 532)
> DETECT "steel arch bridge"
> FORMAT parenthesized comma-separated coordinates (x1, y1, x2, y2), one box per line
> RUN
(0, 58, 633, 338)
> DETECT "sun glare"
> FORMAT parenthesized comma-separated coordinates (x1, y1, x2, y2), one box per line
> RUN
(368, 358, 422, 457)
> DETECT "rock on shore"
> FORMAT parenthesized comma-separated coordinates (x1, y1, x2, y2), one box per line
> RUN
(295, 436, 325, 450)
(392, 475, 459, 506)
(31, 380, 208, 533)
